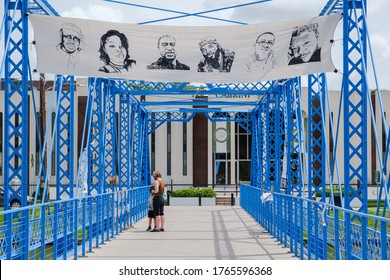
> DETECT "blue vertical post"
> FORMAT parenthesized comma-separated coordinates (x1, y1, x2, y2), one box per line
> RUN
(128, 104, 136, 189)
(259, 98, 269, 231)
(266, 93, 276, 191)
(128, 104, 142, 224)
(284, 79, 301, 252)
(308, 73, 326, 201)
(139, 111, 150, 187)
(4, 0, 29, 208)
(286, 79, 302, 195)
(102, 80, 116, 193)
(307, 73, 327, 259)
(55, 75, 75, 258)
(118, 93, 132, 230)
(343, 0, 368, 259)
(250, 111, 260, 187)
(259, 101, 267, 187)
(89, 78, 104, 195)
(4, 0, 29, 259)
(137, 110, 145, 188)
(274, 85, 284, 242)
(56, 75, 75, 200)
(119, 93, 131, 189)
(131, 105, 142, 188)
(275, 87, 284, 195)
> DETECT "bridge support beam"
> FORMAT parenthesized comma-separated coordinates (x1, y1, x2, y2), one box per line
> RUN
(343, 0, 369, 259)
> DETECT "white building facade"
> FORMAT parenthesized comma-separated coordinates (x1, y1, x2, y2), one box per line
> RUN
(1, 80, 389, 193)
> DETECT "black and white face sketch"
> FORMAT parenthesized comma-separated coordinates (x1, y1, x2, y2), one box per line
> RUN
(147, 35, 190, 70)
(57, 23, 84, 69)
(198, 36, 235, 73)
(98, 30, 136, 73)
(245, 32, 275, 72)
(288, 23, 321, 65)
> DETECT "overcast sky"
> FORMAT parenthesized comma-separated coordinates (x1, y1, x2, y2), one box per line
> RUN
(2, 0, 390, 90)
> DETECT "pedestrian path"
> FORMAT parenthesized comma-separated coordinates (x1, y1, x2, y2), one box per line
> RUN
(83, 206, 298, 260)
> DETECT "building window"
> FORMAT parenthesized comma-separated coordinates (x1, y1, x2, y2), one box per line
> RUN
(183, 114, 187, 176)
(235, 124, 251, 160)
(235, 121, 251, 182)
(167, 113, 171, 176)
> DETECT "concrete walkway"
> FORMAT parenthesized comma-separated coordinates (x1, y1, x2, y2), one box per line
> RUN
(83, 206, 298, 260)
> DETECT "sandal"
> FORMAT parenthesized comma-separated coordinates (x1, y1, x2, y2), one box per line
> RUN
(150, 228, 160, 232)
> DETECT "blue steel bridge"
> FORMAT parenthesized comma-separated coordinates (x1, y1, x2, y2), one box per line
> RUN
(0, 0, 389, 260)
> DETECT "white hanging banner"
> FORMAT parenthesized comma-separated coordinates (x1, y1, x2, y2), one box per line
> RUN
(29, 13, 341, 83)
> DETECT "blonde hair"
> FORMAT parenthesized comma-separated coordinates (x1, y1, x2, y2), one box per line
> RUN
(109, 175, 117, 185)
(152, 170, 162, 178)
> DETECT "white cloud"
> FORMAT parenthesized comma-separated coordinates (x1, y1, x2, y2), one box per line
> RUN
(229, 0, 329, 23)
(61, 4, 125, 23)
(371, 34, 390, 59)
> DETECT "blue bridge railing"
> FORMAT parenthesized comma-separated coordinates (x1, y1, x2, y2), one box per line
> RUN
(0, 185, 150, 260)
(240, 184, 390, 260)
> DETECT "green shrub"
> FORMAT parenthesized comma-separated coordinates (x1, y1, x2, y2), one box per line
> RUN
(368, 200, 385, 208)
(315, 187, 345, 197)
(171, 187, 216, 198)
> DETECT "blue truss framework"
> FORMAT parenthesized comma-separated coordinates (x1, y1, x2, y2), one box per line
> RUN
(308, 74, 327, 201)
(3, 0, 29, 212)
(284, 78, 302, 195)
(1, 0, 390, 260)
(343, 1, 368, 215)
(102, 81, 116, 193)
(88, 78, 104, 195)
(56, 75, 75, 199)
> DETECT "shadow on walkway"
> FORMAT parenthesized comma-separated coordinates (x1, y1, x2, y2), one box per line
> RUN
(83, 206, 298, 260)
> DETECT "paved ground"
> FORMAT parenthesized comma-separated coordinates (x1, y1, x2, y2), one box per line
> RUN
(82, 206, 298, 260)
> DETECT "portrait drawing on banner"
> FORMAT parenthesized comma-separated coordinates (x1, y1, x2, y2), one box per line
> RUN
(98, 30, 136, 73)
(57, 22, 84, 69)
(288, 23, 321, 65)
(198, 36, 235, 73)
(245, 32, 275, 73)
(147, 35, 190, 70)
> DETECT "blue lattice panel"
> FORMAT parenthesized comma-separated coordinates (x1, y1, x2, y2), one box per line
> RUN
(56, 75, 75, 200)
(119, 94, 131, 189)
(308, 74, 326, 201)
(89, 79, 104, 195)
(343, 1, 368, 215)
(207, 82, 273, 94)
(3, 0, 29, 211)
(250, 112, 260, 186)
(260, 103, 267, 184)
(130, 108, 141, 187)
(103, 83, 116, 192)
(286, 79, 302, 194)
(116, 80, 188, 95)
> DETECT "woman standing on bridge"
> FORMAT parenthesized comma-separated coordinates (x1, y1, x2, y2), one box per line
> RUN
(151, 170, 165, 232)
